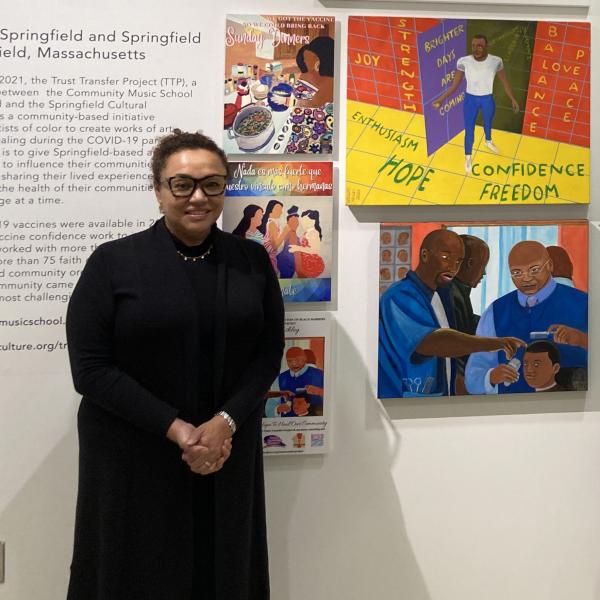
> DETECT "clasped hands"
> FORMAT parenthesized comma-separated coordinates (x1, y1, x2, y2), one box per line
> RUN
(167, 416, 232, 476)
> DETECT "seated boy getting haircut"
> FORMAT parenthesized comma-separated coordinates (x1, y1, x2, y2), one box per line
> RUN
(523, 341, 564, 392)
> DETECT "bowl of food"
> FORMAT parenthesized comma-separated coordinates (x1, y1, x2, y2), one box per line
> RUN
(267, 83, 293, 112)
(229, 105, 275, 152)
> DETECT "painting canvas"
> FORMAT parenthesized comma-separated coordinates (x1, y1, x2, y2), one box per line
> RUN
(263, 312, 331, 454)
(223, 161, 333, 302)
(378, 221, 588, 398)
(347, 17, 590, 205)
(224, 14, 335, 155)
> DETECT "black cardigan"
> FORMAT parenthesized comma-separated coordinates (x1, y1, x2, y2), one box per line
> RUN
(66, 219, 284, 600)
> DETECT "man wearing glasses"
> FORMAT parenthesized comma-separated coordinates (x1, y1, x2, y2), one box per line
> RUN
(465, 240, 588, 394)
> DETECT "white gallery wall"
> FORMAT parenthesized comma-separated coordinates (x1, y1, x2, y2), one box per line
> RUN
(0, 0, 598, 599)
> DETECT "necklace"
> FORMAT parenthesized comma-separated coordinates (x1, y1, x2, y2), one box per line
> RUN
(176, 245, 213, 262)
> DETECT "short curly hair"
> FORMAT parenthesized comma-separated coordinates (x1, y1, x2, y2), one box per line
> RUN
(150, 129, 229, 186)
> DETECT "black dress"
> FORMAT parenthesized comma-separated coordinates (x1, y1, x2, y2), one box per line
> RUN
(66, 219, 284, 600)
(171, 231, 218, 599)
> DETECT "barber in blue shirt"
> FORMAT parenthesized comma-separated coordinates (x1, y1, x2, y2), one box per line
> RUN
(379, 229, 524, 398)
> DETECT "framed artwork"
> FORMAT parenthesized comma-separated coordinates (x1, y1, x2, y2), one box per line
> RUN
(224, 161, 333, 302)
(347, 17, 590, 205)
(263, 312, 331, 454)
(224, 14, 335, 155)
(378, 221, 588, 398)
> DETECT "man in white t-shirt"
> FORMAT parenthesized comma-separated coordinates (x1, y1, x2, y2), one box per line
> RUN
(433, 34, 519, 174)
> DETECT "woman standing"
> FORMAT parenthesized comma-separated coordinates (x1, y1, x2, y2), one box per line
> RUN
(259, 200, 290, 274)
(276, 205, 300, 278)
(66, 130, 284, 600)
(289, 209, 325, 278)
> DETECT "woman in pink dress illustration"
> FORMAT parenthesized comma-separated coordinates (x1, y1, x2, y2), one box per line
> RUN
(289, 209, 325, 278)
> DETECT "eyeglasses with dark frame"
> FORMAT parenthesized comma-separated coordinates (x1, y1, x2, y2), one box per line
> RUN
(162, 174, 228, 198)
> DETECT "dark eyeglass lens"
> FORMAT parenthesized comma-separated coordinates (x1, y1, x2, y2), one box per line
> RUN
(170, 177, 196, 196)
(202, 178, 226, 195)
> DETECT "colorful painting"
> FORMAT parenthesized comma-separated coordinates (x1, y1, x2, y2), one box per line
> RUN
(224, 14, 335, 155)
(263, 313, 331, 455)
(347, 18, 590, 205)
(378, 221, 588, 398)
(224, 161, 333, 302)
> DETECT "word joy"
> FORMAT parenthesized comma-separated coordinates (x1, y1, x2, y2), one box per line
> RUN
(353, 52, 380, 67)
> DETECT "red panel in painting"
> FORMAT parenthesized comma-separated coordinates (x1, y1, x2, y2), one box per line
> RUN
(522, 21, 589, 147)
(347, 16, 426, 114)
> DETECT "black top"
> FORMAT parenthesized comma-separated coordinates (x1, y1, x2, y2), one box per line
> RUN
(169, 229, 217, 419)
(65, 219, 285, 600)
(450, 277, 479, 375)
(168, 230, 218, 599)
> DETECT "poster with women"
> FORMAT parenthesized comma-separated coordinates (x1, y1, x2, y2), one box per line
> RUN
(347, 17, 590, 205)
(223, 161, 333, 302)
(262, 312, 331, 455)
(224, 14, 335, 155)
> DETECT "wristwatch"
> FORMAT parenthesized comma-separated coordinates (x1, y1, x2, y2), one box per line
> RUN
(215, 410, 237, 435)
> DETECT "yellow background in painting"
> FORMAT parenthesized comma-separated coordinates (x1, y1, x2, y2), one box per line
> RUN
(345, 100, 590, 206)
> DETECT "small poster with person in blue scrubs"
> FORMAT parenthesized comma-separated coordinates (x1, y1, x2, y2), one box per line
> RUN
(263, 312, 332, 454)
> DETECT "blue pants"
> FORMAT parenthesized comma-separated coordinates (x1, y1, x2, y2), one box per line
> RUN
(463, 93, 495, 155)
